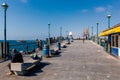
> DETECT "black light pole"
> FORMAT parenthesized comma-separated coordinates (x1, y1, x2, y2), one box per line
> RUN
(2, 2, 8, 59)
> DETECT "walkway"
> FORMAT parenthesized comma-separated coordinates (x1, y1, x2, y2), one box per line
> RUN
(0, 40, 120, 80)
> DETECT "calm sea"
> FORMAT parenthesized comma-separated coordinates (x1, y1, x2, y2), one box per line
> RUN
(0, 40, 44, 54)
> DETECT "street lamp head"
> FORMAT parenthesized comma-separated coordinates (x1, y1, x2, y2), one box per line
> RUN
(96, 22, 99, 25)
(48, 23, 50, 25)
(107, 14, 111, 19)
(48, 22, 51, 25)
(2, 2, 8, 10)
(48, 23, 50, 26)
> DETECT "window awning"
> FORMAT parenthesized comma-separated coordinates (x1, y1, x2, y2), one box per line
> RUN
(99, 23, 120, 36)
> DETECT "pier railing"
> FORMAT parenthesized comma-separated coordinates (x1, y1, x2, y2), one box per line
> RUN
(9, 42, 38, 54)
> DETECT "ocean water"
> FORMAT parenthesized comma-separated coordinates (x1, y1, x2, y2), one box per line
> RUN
(0, 40, 42, 54)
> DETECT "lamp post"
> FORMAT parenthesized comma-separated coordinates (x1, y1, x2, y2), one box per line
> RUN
(2, 2, 8, 59)
(107, 14, 111, 28)
(88, 27, 89, 40)
(91, 26, 93, 41)
(47, 23, 50, 57)
(66, 30, 68, 37)
(96, 22, 99, 44)
(60, 27, 62, 43)
(48, 23, 50, 46)
(107, 14, 111, 52)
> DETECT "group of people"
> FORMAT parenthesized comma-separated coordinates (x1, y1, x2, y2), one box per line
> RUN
(7, 48, 40, 75)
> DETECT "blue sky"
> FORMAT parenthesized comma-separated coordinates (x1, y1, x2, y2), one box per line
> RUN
(0, 0, 120, 40)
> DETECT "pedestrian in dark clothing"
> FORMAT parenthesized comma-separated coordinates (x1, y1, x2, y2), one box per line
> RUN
(26, 46, 28, 54)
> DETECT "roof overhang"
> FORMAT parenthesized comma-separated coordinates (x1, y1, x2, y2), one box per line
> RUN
(99, 23, 120, 37)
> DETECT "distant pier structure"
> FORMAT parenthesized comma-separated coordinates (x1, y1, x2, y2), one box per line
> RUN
(83, 28, 89, 40)
(68, 32, 73, 42)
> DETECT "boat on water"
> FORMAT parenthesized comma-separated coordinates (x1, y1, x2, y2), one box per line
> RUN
(17, 40, 26, 42)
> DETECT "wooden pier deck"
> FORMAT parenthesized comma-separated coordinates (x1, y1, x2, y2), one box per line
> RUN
(0, 40, 120, 80)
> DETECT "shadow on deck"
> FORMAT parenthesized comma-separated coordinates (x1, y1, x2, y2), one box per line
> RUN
(25, 62, 51, 76)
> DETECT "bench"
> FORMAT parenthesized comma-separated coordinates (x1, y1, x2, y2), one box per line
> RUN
(11, 55, 42, 76)
(61, 42, 67, 48)
(50, 47, 59, 55)
(54, 47, 59, 52)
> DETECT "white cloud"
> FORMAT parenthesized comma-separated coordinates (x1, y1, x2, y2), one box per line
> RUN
(21, 0, 28, 3)
(81, 9, 88, 13)
(95, 7, 106, 12)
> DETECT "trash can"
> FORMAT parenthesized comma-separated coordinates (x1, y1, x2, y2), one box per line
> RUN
(56, 42, 61, 50)
(42, 44, 49, 58)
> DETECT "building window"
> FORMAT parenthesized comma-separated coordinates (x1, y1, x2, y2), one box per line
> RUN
(116, 35, 118, 47)
(112, 35, 114, 46)
(119, 35, 120, 48)
(111, 34, 119, 47)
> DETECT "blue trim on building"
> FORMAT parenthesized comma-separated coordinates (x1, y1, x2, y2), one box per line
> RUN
(108, 35, 111, 42)
(111, 47, 118, 56)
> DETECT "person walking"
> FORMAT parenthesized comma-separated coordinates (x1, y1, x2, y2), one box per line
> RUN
(83, 38, 85, 44)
